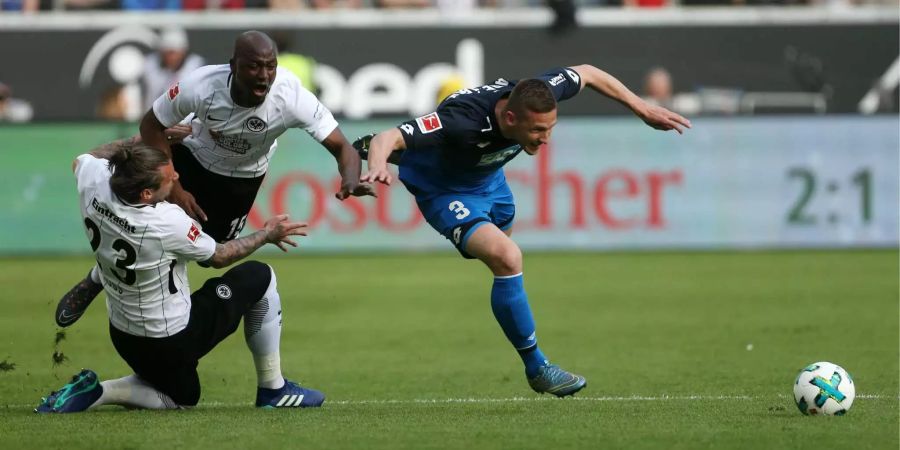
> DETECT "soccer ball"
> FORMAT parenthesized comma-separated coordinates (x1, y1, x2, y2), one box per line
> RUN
(793, 361, 855, 416)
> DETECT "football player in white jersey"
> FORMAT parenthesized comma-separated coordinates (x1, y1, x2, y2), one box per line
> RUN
(37, 144, 327, 412)
(54, 31, 373, 328)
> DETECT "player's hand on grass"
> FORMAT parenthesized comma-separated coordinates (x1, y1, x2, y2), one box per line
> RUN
(164, 124, 193, 144)
(336, 182, 377, 200)
(263, 214, 308, 252)
(360, 166, 393, 186)
(168, 184, 208, 222)
(637, 103, 692, 134)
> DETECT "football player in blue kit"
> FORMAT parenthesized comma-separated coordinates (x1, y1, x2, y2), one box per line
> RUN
(357, 64, 690, 396)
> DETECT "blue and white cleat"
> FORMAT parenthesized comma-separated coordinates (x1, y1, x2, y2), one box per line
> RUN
(34, 369, 103, 413)
(255, 379, 325, 409)
(527, 364, 587, 397)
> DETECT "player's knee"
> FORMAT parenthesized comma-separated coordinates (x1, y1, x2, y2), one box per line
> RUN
(488, 243, 522, 275)
(226, 260, 272, 297)
(169, 381, 201, 407)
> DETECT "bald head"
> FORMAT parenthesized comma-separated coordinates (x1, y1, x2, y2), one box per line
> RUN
(229, 31, 279, 107)
(233, 31, 277, 59)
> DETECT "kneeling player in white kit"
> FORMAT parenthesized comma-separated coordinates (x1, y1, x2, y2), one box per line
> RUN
(36, 143, 321, 412)
(54, 30, 373, 328)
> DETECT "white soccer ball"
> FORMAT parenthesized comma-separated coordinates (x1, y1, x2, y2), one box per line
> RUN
(793, 361, 855, 416)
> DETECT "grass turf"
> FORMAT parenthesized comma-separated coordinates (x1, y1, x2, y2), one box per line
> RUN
(0, 250, 897, 449)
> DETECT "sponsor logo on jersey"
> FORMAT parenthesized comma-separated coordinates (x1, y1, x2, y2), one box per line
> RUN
(476, 145, 520, 167)
(216, 284, 232, 300)
(415, 112, 442, 134)
(246, 117, 266, 133)
(208, 130, 252, 154)
(400, 123, 415, 135)
(167, 83, 180, 100)
(187, 224, 201, 243)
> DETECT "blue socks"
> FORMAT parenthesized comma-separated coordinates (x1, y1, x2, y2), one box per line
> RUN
(491, 273, 548, 378)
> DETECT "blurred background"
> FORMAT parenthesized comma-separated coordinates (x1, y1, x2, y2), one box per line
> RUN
(0, 2, 897, 254)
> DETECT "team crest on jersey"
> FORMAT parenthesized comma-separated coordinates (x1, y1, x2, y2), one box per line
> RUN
(187, 224, 201, 243)
(167, 83, 180, 100)
(216, 284, 232, 300)
(245, 117, 267, 133)
(416, 113, 442, 134)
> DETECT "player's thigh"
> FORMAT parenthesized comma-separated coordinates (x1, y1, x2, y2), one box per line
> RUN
(172, 147, 263, 242)
(489, 183, 516, 236)
(186, 260, 273, 359)
(417, 193, 495, 259)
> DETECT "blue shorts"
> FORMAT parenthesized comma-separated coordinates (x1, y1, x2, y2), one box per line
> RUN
(415, 183, 516, 259)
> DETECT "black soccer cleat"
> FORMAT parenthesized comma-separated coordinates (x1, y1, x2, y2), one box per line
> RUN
(55, 269, 103, 327)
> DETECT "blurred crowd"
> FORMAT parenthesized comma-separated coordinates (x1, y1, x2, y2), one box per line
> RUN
(0, 0, 892, 12)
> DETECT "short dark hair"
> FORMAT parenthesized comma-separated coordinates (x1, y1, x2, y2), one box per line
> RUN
(506, 79, 557, 116)
(108, 145, 170, 204)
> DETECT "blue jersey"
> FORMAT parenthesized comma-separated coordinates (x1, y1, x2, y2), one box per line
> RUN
(396, 67, 582, 197)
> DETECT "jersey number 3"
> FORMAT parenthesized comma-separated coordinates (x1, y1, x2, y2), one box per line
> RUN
(448, 201, 470, 220)
(84, 217, 177, 293)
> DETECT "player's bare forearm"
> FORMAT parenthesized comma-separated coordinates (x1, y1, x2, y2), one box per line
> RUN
(205, 230, 268, 269)
(336, 144, 362, 189)
(569, 64, 690, 133)
(139, 109, 173, 158)
(322, 129, 363, 190)
(88, 135, 141, 160)
(368, 128, 406, 170)
(570, 64, 645, 115)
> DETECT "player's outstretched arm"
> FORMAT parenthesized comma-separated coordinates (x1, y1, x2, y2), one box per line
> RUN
(320, 128, 376, 200)
(360, 128, 406, 186)
(570, 64, 692, 134)
(204, 214, 308, 268)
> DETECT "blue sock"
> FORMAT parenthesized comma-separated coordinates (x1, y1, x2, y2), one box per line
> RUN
(491, 273, 548, 378)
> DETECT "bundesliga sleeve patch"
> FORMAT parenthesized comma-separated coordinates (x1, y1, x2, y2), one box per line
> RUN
(415, 112, 442, 134)
(167, 83, 180, 100)
(187, 223, 200, 243)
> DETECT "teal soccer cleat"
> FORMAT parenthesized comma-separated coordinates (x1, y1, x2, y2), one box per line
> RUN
(527, 364, 587, 397)
(35, 369, 103, 413)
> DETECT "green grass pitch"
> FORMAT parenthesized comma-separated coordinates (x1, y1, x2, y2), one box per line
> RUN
(0, 250, 897, 449)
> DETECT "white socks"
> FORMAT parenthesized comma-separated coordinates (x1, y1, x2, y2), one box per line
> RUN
(243, 266, 285, 390)
(91, 375, 179, 410)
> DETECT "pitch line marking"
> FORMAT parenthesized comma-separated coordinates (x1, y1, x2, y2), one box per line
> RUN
(7, 394, 890, 409)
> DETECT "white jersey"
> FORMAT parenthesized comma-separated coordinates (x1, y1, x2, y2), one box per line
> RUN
(152, 64, 338, 178)
(74, 154, 217, 338)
